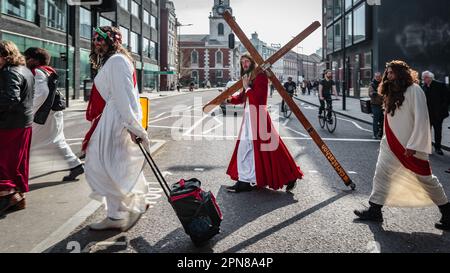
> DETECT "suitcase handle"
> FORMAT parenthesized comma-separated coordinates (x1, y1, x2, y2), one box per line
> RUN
(136, 139, 171, 199)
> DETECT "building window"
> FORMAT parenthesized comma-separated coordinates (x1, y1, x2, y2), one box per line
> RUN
(326, 26, 333, 54)
(131, 1, 139, 18)
(79, 7, 91, 39)
(80, 48, 91, 82)
(345, 0, 352, 11)
(143, 37, 150, 58)
(46, 0, 66, 31)
(150, 41, 157, 60)
(216, 51, 223, 65)
(324, 0, 333, 23)
(218, 23, 224, 36)
(100, 16, 112, 26)
(364, 52, 372, 69)
(130, 32, 139, 53)
(1, 0, 37, 22)
(150, 15, 157, 29)
(334, 21, 342, 51)
(120, 26, 129, 48)
(333, 0, 342, 19)
(119, 0, 129, 10)
(143, 10, 149, 25)
(191, 51, 198, 65)
(353, 3, 366, 43)
(345, 13, 352, 47)
(216, 70, 223, 79)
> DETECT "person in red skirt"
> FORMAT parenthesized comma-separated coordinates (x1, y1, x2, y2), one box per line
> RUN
(226, 53, 303, 193)
(0, 40, 35, 215)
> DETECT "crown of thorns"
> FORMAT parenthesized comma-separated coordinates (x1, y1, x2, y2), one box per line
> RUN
(94, 27, 122, 44)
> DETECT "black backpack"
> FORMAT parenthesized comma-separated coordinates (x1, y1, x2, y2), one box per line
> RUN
(34, 69, 66, 125)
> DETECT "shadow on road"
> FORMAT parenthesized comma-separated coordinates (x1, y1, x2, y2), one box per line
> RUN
(29, 180, 79, 192)
(355, 221, 450, 253)
(129, 187, 349, 253)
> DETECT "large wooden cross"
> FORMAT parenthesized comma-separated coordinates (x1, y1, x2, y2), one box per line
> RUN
(203, 11, 356, 190)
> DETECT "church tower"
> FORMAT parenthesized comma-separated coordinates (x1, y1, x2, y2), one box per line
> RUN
(209, 0, 233, 42)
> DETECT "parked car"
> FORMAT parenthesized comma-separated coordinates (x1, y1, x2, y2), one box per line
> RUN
(219, 80, 244, 116)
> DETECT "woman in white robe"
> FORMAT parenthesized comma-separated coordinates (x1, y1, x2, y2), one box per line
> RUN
(354, 61, 450, 231)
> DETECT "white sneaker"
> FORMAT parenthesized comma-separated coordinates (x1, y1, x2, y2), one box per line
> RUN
(122, 212, 143, 232)
(89, 217, 127, 231)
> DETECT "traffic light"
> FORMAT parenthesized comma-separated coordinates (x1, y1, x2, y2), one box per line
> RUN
(228, 33, 235, 49)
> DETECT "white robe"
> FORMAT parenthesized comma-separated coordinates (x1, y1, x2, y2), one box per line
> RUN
(370, 84, 448, 207)
(237, 92, 257, 185)
(30, 69, 81, 176)
(85, 54, 148, 220)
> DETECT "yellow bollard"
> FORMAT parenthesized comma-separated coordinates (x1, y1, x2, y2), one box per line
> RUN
(140, 97, 149, 130)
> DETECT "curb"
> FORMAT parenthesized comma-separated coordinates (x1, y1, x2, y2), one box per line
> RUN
(29, 139, 167, 253)
(293, 96, 450, 152)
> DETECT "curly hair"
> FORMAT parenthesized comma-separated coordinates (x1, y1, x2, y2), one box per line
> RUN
(0, 40, 25, 66)
(379, 60, 418, 117)
(90, 26, 135, 71)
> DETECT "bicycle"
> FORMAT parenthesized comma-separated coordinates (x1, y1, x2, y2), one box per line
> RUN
(318, 97, 339, 133)
(281, 94, 293, 118)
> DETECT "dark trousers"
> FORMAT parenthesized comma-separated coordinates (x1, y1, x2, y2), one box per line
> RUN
(372, 105, 384, 138)
(281, 93, 294, 112)
(319, 98, 333, 119)
(431, 119, 444, 150)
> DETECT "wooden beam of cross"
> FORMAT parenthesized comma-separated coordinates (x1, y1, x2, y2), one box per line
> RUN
(205, 10, 356, 190)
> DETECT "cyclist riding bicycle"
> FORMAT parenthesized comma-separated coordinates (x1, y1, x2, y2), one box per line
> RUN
(319, 70, 338, 124)
(282, 76, 296, 112)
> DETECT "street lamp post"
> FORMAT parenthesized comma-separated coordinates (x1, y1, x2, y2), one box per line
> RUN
(176, 22, 193, 89)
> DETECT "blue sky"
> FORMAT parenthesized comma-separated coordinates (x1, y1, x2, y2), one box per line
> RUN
(171, 0, 323, 55)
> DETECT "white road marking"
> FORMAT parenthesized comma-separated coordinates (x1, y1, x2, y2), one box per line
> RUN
(183, 114, 211, 136)
(151, 112, 167, 120)
(337, 117, 373, 133)
(285, 127, 308, 137)
(194, 168, 205, 172)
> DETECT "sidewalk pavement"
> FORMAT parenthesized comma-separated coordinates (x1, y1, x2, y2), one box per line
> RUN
(294, 92, 450, 151)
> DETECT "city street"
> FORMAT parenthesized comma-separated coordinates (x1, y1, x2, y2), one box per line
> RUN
(39, 90, 450, 253)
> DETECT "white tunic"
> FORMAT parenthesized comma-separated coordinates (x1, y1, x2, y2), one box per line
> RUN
(370, 84, 448, 207)
(237, 92, 257, 185)
(30, 69, 81, 176)
(84, 54, 148, 219)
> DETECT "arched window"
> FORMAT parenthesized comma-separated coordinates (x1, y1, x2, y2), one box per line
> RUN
(218, 23, 224, 36)
(191, 50, 198, 64)
(216, 51, 223, 65)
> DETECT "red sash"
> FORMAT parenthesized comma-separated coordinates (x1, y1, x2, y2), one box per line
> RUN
(385, 115, 432, 176)
(82, 71, 137, 152)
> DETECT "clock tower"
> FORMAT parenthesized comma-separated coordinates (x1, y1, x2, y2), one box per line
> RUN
(209, 0, 232, 42)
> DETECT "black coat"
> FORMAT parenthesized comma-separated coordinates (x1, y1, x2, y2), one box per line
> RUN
(422, 80, 449, 122)
(0, 65, 35, 129)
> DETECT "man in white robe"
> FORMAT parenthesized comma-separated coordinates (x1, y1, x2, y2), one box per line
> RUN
(84, 27, 150, 231)
(24, 48, 84, 181)
(354, 61, 450, 231)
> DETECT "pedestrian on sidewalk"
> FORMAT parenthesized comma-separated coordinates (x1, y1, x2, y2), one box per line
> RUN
(0, 41, 34, 214)
(369, 72, 384, 139)
(354, 60, 450, 231)
(24, 47, 84, 181)
(421, 71, 449, 156)
(225, 53, 303, 194)
(82, 26, 150, 231)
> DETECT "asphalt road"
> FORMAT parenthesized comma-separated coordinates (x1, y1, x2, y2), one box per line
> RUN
(48, 90, 450, 253)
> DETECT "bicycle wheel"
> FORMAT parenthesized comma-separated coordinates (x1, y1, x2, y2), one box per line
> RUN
(283, 103, 292, 118)
(318, 111, 326, 128)
(326, 110, 337, 133)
